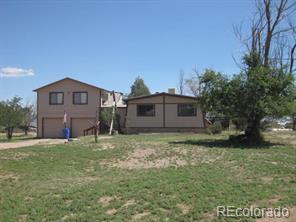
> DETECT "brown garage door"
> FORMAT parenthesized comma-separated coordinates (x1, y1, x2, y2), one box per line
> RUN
(43, 118, 64, 138)
(71, 118, 96, 138)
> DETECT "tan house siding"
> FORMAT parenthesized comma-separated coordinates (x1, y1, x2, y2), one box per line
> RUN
(126, 103, 164, 128)
(36, 78, 103, 138)
(165, 104, 204, 127)
(126, 93, 206, 133)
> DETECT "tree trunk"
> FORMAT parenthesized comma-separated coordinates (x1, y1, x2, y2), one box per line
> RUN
(24, 128, 28, 136)
(289, 43, 296, 74)
(6, 127, 13, 140)
(293, 115, 296, 131)
(264, 31, 272, 67)
(112, 91, 122, 134)
(94, 109, 99, 143)
(94, 127, 98, 143)
(244, 117, 263, 144)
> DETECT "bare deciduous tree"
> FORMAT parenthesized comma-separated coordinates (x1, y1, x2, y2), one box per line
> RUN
(20, 102, 36, 136)
(234, 0, 296, 68)
(185, 67, 201, 96)
(289, 20, 296, 74)
(288, 21, 296, 130)
(178, 69, 185, 95)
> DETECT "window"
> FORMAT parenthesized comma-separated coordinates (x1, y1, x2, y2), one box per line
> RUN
(73, 92, 88, 105)
(49, 92, 64, 105)
(137, 104, 155, 116)
(178, 104, 197, 116)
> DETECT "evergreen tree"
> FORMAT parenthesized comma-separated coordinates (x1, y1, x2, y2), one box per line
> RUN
(128, 76, 151, 98)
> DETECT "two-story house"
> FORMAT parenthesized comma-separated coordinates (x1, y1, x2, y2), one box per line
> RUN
(33, 77, 123, 138)
(34, 78, 206, 138)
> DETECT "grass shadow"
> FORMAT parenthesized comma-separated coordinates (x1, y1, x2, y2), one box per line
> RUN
(169, 138, 282, 149)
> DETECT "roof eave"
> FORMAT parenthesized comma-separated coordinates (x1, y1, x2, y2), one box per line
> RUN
(33, 77, 111, 93)
(126, 92, 199, 102)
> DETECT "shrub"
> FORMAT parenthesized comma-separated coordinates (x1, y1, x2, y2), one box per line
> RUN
(232, 118, 247, 131)
(0, 126, 5, 133)
(208, 117, 229, 130)
(207, 121, 222, 134)
(100, 108, 121, 133)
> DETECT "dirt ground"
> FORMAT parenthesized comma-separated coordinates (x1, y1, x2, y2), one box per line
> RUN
(0, 139, 66, 150)
(256, 206, 296, 222)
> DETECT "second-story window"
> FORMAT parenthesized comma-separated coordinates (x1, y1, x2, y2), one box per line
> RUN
(49, 92, 64, 105)
(73, 92, 88, 105)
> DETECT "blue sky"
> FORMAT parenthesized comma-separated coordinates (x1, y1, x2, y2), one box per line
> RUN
(0, 0, 254, 102)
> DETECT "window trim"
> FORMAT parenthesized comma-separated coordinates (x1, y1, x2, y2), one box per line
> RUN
(73, 91, 88, 105)
(49, 92, 64, 105)
(137, 104, 155, 117)
(177, 103, 197, 117)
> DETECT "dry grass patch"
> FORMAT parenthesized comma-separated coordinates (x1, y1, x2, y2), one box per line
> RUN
(251, 195, 282, 209)
(131, 211, 150, 221)
(17, 214, 28, 222)
(261, 176, 274, 183)
(65, 199, 73, 207)
(123, 199, 136, 208)
(101, 144, 222, 169)
(97, 196, 114, 207)
(85, 166, 95, 172)
(23, 196, 34, 204)
(131, 148, 156, 158)
(0, 172, 20, 181)
(176, 203, 191, 214)
(110, 155, 186, 169)
(200, 210, 216, 222)
(106, 208, 117, 215)
(61, 213, 76, 221)
(159, 208, 169, 214)
(92, 142, 115, 151)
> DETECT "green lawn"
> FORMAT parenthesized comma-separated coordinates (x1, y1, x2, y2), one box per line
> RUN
(0, 132, 295, 221)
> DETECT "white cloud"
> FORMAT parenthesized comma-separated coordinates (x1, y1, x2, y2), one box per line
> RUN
(0, 67, 34, 77)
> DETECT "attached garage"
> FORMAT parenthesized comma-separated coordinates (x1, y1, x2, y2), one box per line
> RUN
(71, 118, 96, 138)
(43, 118, 64, 138)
